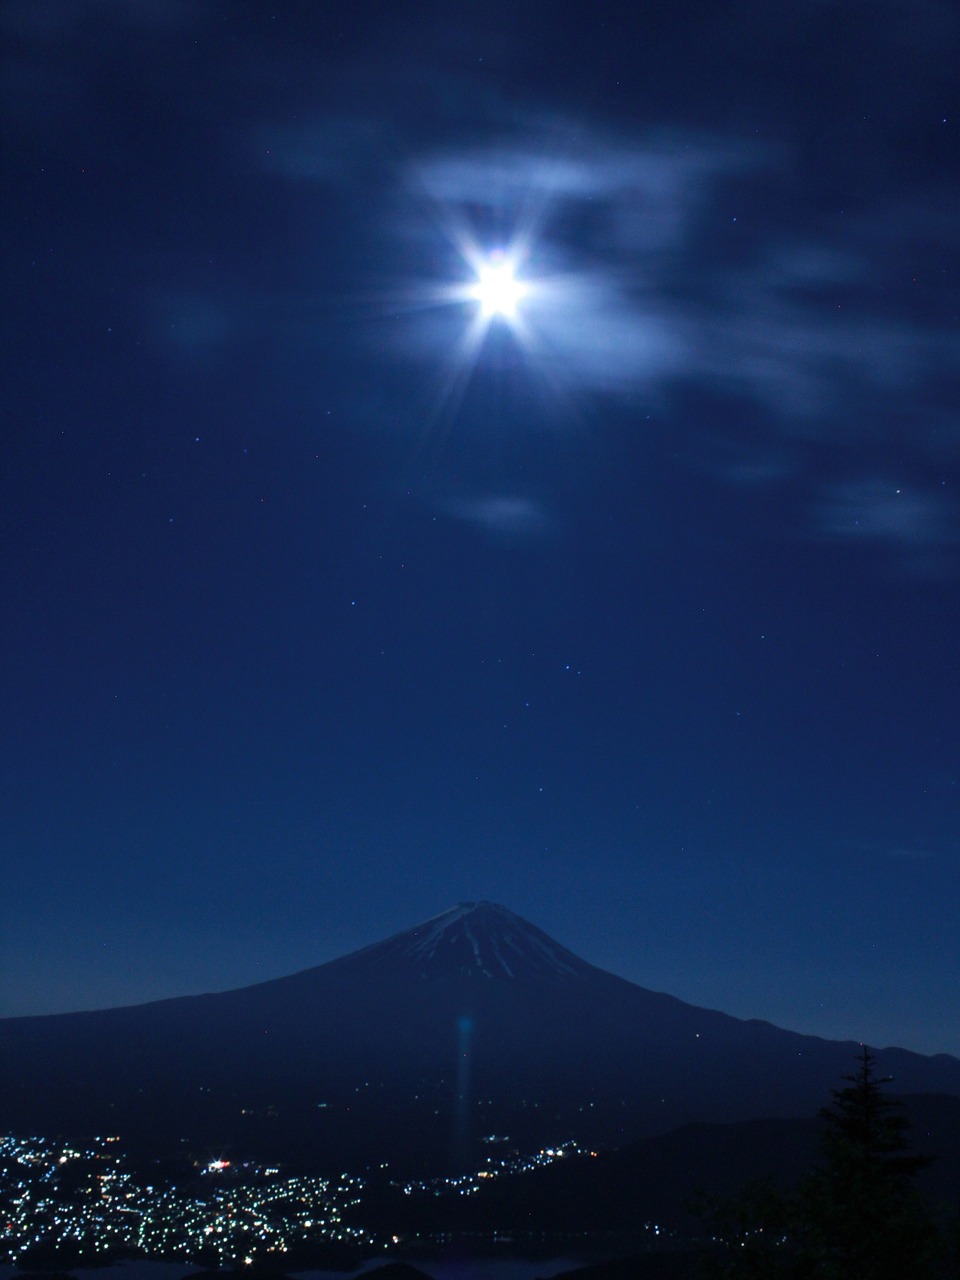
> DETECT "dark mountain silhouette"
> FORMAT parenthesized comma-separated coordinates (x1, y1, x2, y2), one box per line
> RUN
(1, 902, 958, 1174)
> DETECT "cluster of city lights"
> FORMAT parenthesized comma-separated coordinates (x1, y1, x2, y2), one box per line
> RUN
(0, 1134, 368, 1266)
(396, 1139, 586, 1198)
(1, 1128, 664, 1265)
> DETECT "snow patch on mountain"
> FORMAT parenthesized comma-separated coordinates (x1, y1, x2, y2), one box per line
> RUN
(336, 902, 593, 982)
(390, 902, 588, 981)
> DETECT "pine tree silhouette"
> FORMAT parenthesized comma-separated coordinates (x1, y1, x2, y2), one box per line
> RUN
(697, 1047, 942, 1278)
(796, 1045, 938, 1279)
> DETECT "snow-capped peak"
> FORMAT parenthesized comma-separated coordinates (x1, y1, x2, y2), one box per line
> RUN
(337, 901, 592, 983)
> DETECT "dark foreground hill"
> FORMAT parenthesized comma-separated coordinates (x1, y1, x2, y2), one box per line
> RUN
(1, 902, 958, 1174)
(377, 1093, 960, 1237)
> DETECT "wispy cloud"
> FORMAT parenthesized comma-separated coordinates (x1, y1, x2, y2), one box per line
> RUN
(415, 132, 759, 253)
(148, 289, 235, 356)
(441, 495, 551, 539)
(857, 839, 939, 863)
(139, 49, 959, 574)
(376, 117, 960, 568)
(814, 478, 957, 574)
(387, 123, 957, 417)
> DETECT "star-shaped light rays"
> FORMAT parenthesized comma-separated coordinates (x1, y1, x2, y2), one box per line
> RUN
(397, 223, 548, 427)
(441, 228, 540, 349)
(382, 149, 628, 428)
(460, 247, 529, 323)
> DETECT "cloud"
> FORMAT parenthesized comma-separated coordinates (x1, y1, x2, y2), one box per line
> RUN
(148, 289, 235, 355)
(518, 274, 690, 391)
(415, 133, 758, 253)
(815, 477, 957, 575)
(442, 495, 550, 539)
(884, 847, 937, 862)
(370, 116, 959, 566)
(230, 31, 957, 574)
(388, 124, 957, 418)
(375, 129, 759, 400)
(858, 839, 938, 863)
(817, 478, 952, 544)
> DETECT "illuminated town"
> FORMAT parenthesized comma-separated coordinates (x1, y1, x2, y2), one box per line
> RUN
(0, 1132, 598, 1266)
(0, 1133, 369, 1266)
(395, 1138, 588, 1197)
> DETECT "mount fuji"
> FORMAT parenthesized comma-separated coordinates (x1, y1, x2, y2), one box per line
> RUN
(1, 902, 958, 1174)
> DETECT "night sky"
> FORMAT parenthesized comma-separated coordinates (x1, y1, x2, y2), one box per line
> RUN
(3, 1, 959, 1058)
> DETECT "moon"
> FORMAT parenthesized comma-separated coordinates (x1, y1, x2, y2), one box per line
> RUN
(467, 253, 528, 321)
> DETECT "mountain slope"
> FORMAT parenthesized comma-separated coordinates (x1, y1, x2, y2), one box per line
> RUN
(1, 902, 958, 1174)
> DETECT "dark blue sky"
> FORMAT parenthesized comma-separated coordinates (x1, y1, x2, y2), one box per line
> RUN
(3, 0, 959, 1056)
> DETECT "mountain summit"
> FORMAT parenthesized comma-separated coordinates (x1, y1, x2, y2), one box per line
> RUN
(325, 901, 593, 983)
(1, 903, 959, 1174)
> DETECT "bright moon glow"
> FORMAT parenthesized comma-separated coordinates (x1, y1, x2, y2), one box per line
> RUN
(468, 257, 527, 320)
